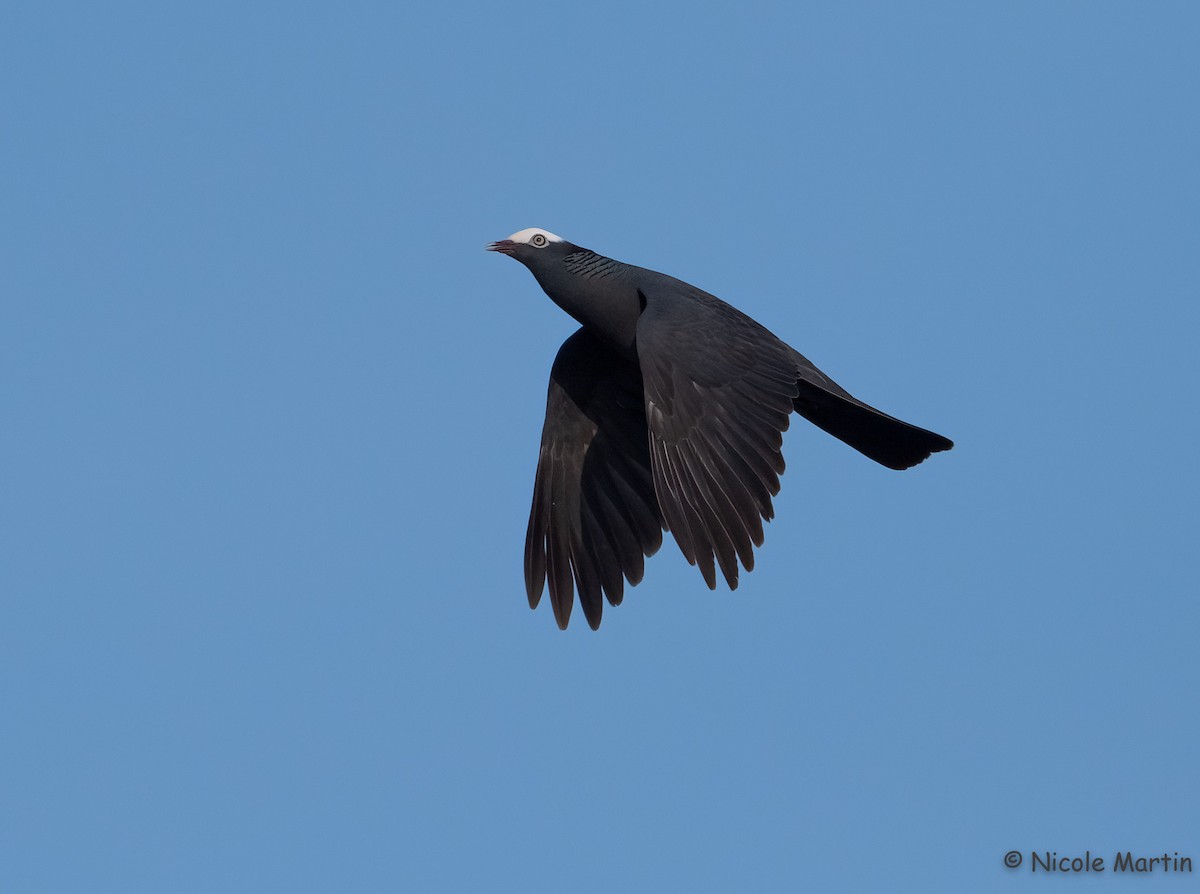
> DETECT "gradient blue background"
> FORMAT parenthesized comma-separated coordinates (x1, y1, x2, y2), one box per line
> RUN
(3, 2, 1197, 891)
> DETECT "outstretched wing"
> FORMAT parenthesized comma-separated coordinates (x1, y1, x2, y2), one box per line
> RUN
(635, 279, 802, 591)
(525, 328, 664, 630)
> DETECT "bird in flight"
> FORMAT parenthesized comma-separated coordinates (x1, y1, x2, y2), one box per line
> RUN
(487, 227, 952, 629)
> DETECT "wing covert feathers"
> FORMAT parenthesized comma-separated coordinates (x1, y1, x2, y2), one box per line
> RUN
(636, 282, 801, 591)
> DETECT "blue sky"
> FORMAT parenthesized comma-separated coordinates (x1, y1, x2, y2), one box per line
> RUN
(2, 2, 1197, 891)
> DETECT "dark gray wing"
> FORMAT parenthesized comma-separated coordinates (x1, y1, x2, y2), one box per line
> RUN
(525, 328, 664, 630)
(635, 280, 802, 591)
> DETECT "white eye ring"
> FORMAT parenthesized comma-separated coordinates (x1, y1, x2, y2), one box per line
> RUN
(530, 233, 548, 247)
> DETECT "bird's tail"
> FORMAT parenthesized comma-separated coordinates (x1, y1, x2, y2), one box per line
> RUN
(788, 351, 953, 470)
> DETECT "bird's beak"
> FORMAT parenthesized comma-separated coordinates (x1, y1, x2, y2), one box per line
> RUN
(485, 239, 516, 254)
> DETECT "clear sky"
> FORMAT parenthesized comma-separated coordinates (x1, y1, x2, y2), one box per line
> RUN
(2, 2, 1197, 891)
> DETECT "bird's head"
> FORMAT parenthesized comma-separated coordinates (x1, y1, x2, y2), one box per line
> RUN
(485, 228, 575, 269)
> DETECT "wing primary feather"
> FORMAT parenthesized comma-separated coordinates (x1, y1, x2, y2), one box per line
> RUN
(674, 439, 744, 588)
(679, 437, 758, 572)
(524, 462, 548, 607)
(710, 413, 785, 492)
(598, 449, 662, 549)
(652, 442, 714, 585)
(579, 493, 624, 607)
(701, 430, 770, 543)
(656, 442, 719, 588)
(546, 451, 574, 629)
(585, 475, 639, 597)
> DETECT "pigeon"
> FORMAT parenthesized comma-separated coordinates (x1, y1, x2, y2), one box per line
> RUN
(487, 227, 952, 630)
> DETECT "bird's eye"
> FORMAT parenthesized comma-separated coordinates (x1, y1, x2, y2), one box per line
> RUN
(531, 233, 548, 247)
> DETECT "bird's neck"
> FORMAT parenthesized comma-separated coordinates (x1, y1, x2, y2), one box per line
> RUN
(532, 251, 643, 356)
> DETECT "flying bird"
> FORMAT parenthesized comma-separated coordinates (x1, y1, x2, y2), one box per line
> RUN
(487, 227, 952, 630)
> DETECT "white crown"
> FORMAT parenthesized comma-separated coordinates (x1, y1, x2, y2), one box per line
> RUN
(504, 228, 564, 244)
